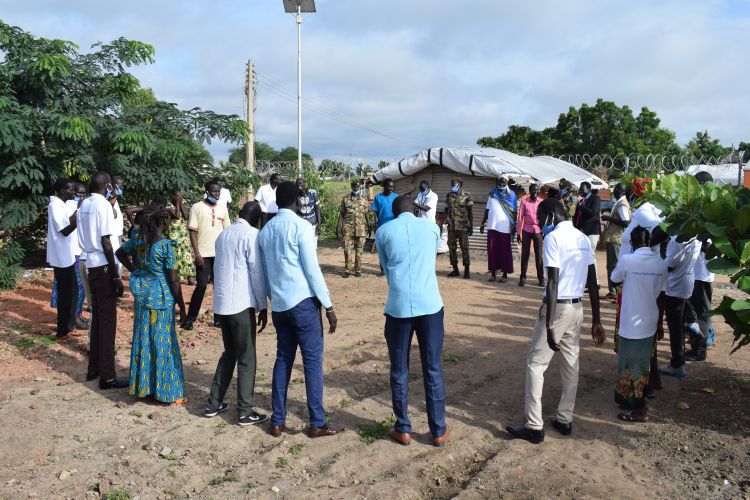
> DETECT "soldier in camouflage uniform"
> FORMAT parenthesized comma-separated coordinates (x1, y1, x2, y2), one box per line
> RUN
(559, 179, 579, 221)
(336, 180, 371, 277)
(444, 177, 474, 279)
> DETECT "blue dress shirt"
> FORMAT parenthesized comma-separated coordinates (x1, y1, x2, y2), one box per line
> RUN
(371, 192, 398, 227)
(258, 209, 333, 312)
(376, 213, 443, 318)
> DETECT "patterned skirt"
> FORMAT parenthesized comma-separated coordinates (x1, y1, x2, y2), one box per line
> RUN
(615, 335, 654, 410)
(129, 306, 186, 403)
(168, 219, 195, 280)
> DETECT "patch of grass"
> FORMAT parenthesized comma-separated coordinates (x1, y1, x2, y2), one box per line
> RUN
(210, 471, 240, 486)
(87, 483, 100, 492)
(289, 444, 304, 455)
(245, 482, 259, 490)
(357, 416, 397, 444)
(485, 373, 498, 381)
(441, 352, 460, 363)
(737, 375, 750, 387)
(410, 371, 423, 379)
(128, 410, 142, 418)
(36, 335, 56, 346)
(339, 398, 351, 408)
(104, 489, 133, 500)
(167, 470, 176, 478)
(217, 421, 228, 429)
(164, 491, 176, 498)
(165, 453, 179, 461)
(12, 336, 36, 350)
(483, 434, 494, 444)
(276, 457, 289, 469)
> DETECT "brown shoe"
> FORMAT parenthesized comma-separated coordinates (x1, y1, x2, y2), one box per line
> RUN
(432, 426, 451, 447)
(307, 425, 345, 438)
(269, 424, 285, 437)
(389, 429, 412, 446)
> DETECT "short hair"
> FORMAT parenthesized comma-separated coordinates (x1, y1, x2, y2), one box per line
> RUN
(269, 173, 281, 182)
(538, 198, 565, 220)
(90, 171, 110, 191)
(580, 181, 592, 190)
(239, 201, 262, 226)
(111, 175, 123, 184)
(382, 178, 394, 185)
(694, 171, 713, 185)
(275, 181, 298, 208)
(630, 226, 650, 247)
(529, 183, 539, 191)
(205, 179, 221, 191)
(419, 179, 430, 188)
(53, 177, 72, 193)
(73, 182, 86, 191)
(451, 177, 463, 186)
(392, 195, 413, 217)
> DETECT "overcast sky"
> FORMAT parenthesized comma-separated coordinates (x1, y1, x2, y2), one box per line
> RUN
(2, 0, 748, 166)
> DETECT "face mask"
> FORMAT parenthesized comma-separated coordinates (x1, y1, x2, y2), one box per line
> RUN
(114, 187, 123, 197)
(497, 184, 507, 191)
(351, 189, 360, 197)
(540, 214, 556, 236)
(560, 188, 568, 198)
(451, 185, 460, 193)
(105, 184, 114, 199)
(73, 196, 81, 202)
(206, 195, 219, 204)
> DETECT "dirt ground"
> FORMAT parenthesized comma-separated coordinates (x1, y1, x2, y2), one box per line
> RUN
(0, 247, 749, 500)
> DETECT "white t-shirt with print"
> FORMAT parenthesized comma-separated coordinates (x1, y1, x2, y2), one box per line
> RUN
(543, 221, 596, 299)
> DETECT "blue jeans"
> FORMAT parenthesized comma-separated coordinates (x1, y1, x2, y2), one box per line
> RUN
(384, 308, 447, 438)
(271, 297, 326, 428)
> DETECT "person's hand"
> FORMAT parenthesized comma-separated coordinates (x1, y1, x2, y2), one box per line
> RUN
(546, 327, 560, 352)
(591, 323, 605, 345)
(194, 255, 204, 269)
(467, 226, 474, 237)
(656, 321, 665, 341)
(325, 308, 337, 334)
(257, 309, 268, 333)
(112, 277, 124, 297)
(479, 224, 485, 235)
(516, 233, 522, 244)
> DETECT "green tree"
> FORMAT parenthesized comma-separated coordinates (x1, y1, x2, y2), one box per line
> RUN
(0, 21, 247, 232)
(686, 130, 732, 160)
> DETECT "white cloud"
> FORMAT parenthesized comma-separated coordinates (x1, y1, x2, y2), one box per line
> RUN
(2, 0, 748, 165)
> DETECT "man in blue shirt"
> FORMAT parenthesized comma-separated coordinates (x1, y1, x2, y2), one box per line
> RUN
(258, 181, 343, 439)
(371, 178, 398, 276)
(376, 195, 449, 447)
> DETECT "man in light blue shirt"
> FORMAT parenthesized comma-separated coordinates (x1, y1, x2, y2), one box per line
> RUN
(376, 195, 449, 447)
(258, 181, 342, 439)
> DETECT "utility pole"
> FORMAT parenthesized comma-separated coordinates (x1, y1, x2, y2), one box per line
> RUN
(244, 59, 256, 203)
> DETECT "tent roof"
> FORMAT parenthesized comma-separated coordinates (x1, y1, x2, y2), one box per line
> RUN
(371, 146, 607, 187)
(675, 164, 742, 186)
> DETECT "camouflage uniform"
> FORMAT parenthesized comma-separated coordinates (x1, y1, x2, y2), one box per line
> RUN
(340, 193, 369, 272)
(564, 195, 579, 221)
(445, 190, 474, 267)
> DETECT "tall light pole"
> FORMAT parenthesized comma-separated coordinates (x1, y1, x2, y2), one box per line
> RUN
(283, 0, 316, 175)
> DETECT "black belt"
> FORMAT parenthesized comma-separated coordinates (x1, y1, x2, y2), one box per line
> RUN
(556, 298, 582, 304)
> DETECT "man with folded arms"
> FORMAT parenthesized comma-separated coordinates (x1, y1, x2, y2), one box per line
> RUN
(259, 181, 342, 439)
(377, 195, 450, 447)
(507, 199, 604, 443)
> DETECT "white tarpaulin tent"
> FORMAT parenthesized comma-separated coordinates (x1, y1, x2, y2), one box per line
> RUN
(371, 146, 607, 187)
(675, 164, 742, 186)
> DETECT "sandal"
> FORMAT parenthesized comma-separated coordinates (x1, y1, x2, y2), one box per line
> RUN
(617, 411, 648, 423)
(155, 398, 188, 407)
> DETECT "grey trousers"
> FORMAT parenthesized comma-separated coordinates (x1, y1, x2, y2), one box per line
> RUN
(207, 308, 257, 415)
(525, 302, 583, 430)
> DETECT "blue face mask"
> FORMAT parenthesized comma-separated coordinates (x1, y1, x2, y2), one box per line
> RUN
(114, 187, 123, 197)
(105, 185, 114, 199)
(560, 188, 568, 198)
(451, 185, 460, 193)
(73, 196, 81, 202)
(206, 195, 220, 204)
(540, 214, 556, 236)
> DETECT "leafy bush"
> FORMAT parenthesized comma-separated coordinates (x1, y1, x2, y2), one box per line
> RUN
(645, 174, 750, 352)
(0, 239, 25, 290)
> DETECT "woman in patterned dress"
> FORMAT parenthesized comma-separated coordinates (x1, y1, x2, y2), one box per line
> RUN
(167, 189, 195, 284)
(116, 201, 188, 405)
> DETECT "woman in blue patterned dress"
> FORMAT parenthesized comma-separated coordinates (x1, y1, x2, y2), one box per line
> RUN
(116, 202, 188, 405)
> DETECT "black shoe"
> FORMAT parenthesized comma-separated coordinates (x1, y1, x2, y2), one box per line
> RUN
(343, 272, 350, 278)
(55, 331, 70, 339)
(464, 267, 471, 279)
(518, 278, 526, 287)
(551, 419, 572, 436)
(86, 371, 98, 381)
(685, 351, 706, 362)
(506, 425, 544, 444)
(181, 320, 194, 331)
(354, 271, 362, 277)
(447, 268, 460, 277)
(239, 412, 269, 426)
(75, 319, 89, 330)
(205, 402, 230, 418)
(538, 279, 545, 288)
(213, 319, 222, 328)
(99, 377, 129, 390)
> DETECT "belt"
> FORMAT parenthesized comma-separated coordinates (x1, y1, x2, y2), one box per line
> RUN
(556, 298, 582, 304)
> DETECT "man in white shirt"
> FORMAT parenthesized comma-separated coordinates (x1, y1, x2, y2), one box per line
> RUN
(413, 180, 438, 224)
(205, 201, 270, 426)
(610, 226, 667, 422)
(47, 178, 79, 338)
(507, 199, 604, 444)
(78, 171, 127, 390)
(659, 236, 701, 378)
(256, 173, 281, 228)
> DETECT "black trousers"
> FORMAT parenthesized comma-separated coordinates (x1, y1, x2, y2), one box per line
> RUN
(187, 257, 215, 321)
(87, 265, 118, 380)
(53, 264, 78, 335)
(685, 280, 712, 355)
(207, 308, 257, 415)
(520, 231, 543, 281)
(664, 295, 686, 369)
